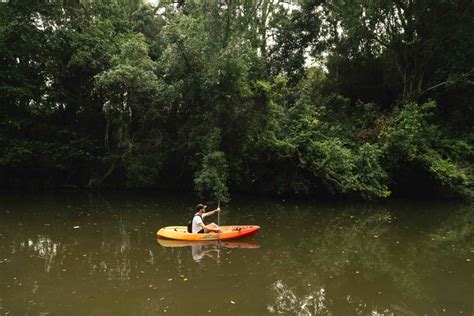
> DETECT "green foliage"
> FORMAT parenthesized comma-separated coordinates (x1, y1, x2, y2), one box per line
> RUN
(382, 102, 437, 158)
(0, 0, 472, 199)
(380, 101, 472, 196)
(194, 151, 230, 203)
(266, 86, 390, 198)
(125, 151, 162, 188)
(429, 159, 469, 188)
(96, 33, 158, 98)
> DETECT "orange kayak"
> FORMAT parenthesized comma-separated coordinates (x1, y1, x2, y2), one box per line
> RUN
(156, 225, 260, 241)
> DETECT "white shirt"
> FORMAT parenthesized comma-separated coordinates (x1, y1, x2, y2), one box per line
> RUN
(192, 214, 204, 233)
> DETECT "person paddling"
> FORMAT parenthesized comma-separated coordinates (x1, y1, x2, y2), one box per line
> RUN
(191, 204, 221, 234)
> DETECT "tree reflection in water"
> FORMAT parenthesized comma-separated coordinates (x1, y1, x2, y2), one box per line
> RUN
(267, 280, 329, 315)
(24, 236, 60, 273)
(262, 204, 473, 315)
(95, 217, 132, 281)
(0, 193, 472, 315)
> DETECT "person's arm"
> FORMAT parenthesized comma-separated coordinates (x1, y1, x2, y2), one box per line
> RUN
(202, 207, 220, 218)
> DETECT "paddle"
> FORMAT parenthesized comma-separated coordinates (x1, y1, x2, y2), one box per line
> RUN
(217, 200, 221, 264)
(217, 200, 221, 226)
(217, 200, 221, 240)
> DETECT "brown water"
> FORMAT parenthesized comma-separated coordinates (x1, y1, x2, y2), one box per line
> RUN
(0, 192, 472, 315)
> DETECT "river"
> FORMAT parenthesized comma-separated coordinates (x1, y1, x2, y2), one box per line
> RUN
(0, 192, 472, 315)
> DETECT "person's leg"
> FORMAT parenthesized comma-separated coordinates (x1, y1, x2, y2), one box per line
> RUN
(204, 223, 220, 233)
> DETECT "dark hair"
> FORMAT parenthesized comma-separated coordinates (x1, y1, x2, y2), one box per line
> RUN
(195, 204, 207, 211)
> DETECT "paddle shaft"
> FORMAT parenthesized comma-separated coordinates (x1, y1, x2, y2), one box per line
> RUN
(217, 200, 221, 240)
(217, 200, 220, 226)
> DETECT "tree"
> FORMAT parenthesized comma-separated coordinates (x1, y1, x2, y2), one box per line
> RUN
(94, 33, 162, 187)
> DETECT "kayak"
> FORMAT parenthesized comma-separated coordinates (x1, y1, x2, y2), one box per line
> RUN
(157, 239, 260, 248)
(156, 225, 260, 241)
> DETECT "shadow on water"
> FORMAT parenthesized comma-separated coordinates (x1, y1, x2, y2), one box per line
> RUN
(0, 192, 472, 315)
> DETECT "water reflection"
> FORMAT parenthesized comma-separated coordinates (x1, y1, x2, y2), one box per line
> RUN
(0, 193, 472, 315)
(266, 278, 422, 315)
(157, 239, 260, 262)
(24, 235, 60, 273)
(267, 280, 329, 315)
(262, 205, 473, 315)
(95, 217, 133, 281)
(190, 243, 220, 262)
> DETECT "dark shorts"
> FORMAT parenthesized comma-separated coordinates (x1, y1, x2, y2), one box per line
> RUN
(197, 229, 205, 234)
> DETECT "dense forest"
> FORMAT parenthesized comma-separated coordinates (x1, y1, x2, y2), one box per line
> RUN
(1, 0, 473, 200)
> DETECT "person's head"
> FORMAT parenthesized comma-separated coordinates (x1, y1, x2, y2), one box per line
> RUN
(195, 203, 207, 214)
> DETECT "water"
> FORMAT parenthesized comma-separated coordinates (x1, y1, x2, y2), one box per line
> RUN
(0, 192, 472, 315)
